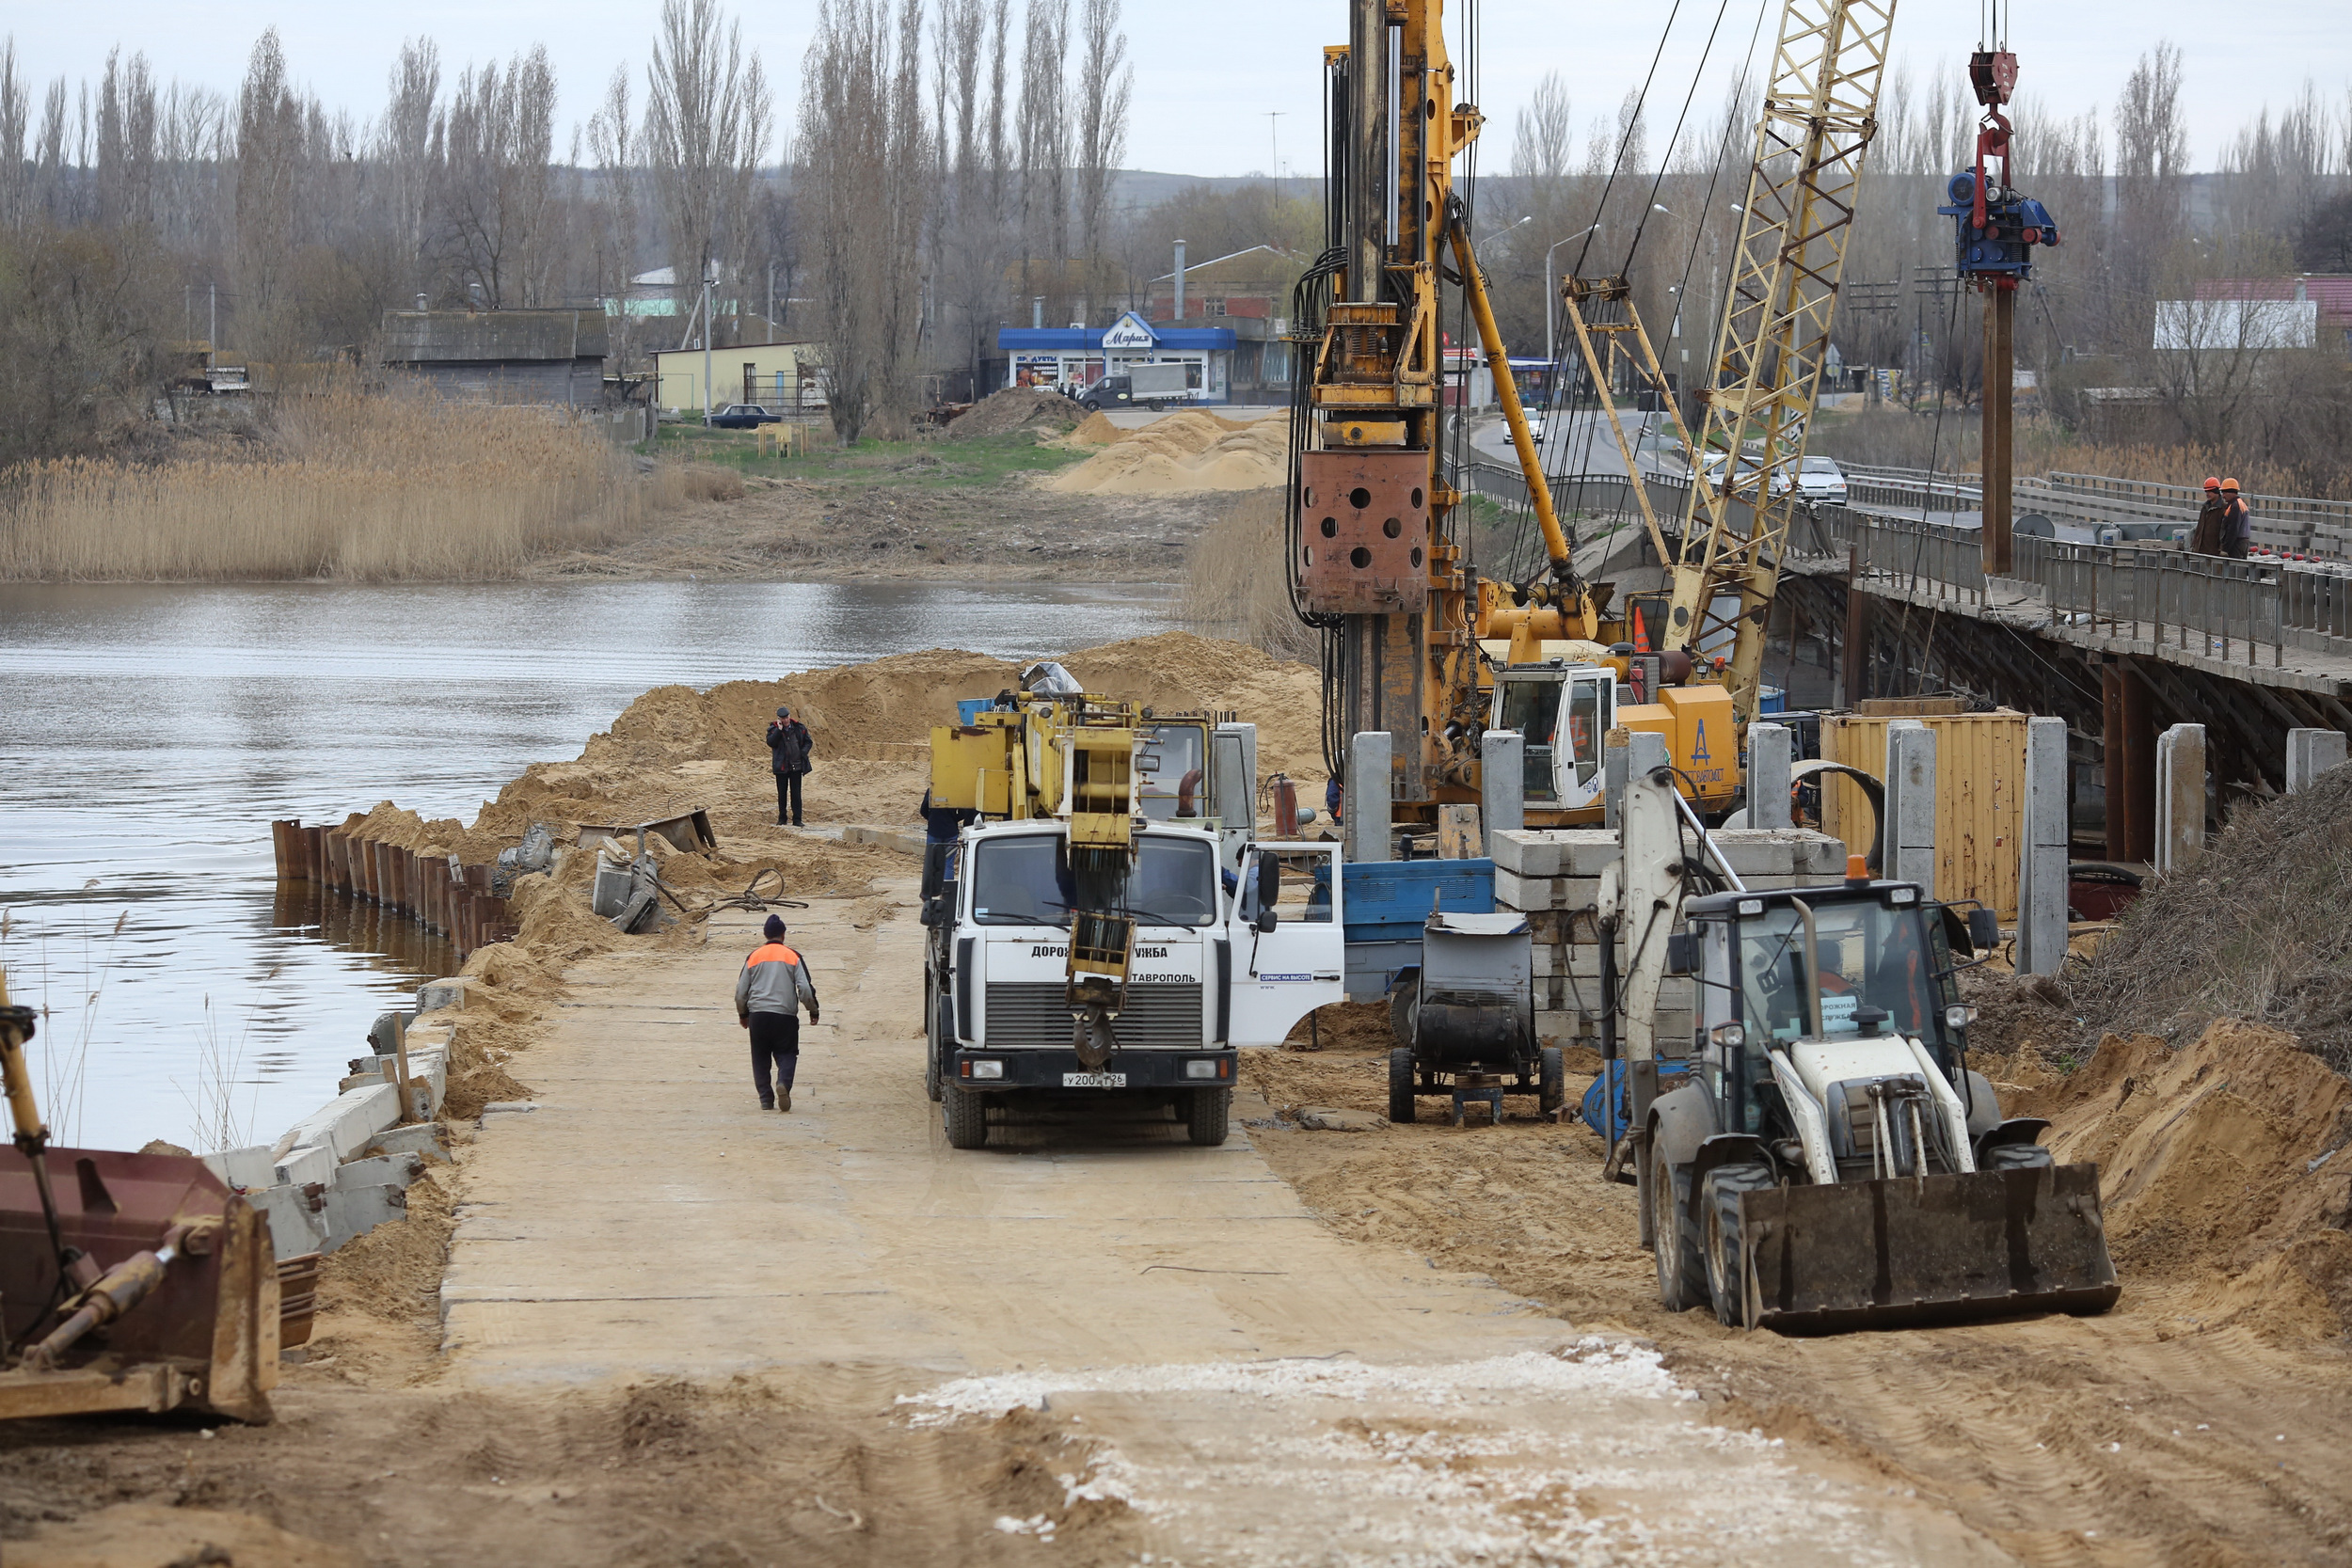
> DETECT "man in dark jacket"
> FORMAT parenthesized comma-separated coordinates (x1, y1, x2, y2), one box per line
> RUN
(2220, 478, 2251, 560)
(2189, 477, 2227, 557)
(766, 706, 814, 826)
(736, 913, 819, 1111)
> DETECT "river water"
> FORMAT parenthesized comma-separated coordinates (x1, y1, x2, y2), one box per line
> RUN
(0, 579, 1175, 1152)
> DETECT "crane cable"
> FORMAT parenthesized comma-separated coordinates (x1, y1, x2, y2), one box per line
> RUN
(1569, 0, 1688, 281)
(1621, 0, 1737, 275)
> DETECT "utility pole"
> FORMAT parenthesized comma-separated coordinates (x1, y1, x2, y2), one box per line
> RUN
(701, 261, 715, 425)
(208, 283, 216, 367)
(1982, 278, 2015, 574)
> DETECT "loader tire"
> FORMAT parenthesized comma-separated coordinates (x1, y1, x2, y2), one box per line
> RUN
(1388, 1048, 1419, 1125)
(923, 981, 944, 1102)
(1186, 1087, 1232, 1147)
(1984, 1141, 2054, 1171)
(1651, 1146, 1708, 1312)
(1704, 1162, 1778, 1328)
(1537, 1047, 1565, 1116)
(1389, 977, 1418, 1047)
(944, 1081, 989, 1149)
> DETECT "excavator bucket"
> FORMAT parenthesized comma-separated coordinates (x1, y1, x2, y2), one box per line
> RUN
(1735, 1163, 2120, 1333)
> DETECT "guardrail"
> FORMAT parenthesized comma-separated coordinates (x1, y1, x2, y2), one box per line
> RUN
(1824, 508, 2352, 667)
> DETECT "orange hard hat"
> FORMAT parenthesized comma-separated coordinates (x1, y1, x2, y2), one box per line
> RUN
(2202, 476, 2220, 490)
(2222, 477, 2241, 492)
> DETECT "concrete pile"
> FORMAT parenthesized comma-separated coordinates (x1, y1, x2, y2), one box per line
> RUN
(1491, 827, 1848, 1051)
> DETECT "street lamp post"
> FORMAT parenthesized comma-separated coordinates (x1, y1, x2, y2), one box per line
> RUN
(1543, 225, 1602, 366)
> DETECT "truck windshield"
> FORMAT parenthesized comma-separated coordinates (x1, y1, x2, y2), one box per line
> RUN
(1736, 897, 1943, 1047)
(969, 833, 1220, 927)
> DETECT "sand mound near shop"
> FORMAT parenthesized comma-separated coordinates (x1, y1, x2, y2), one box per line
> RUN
(1045, 412, 1289, 495)
(1069, 411, 1123, 444)
(944, 386, 1083, 441)
(2019, 1019, 2352, 1338)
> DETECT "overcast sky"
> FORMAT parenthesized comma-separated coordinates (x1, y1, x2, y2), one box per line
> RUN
(8, 2, 2346, 179)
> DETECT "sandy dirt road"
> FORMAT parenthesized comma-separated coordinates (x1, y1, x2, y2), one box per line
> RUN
(432, 879, 1998, 1566)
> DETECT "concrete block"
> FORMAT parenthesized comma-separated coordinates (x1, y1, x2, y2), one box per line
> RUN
(335, 1151, 427, 1193)
(246, 1184, 327, 1261)
(200, 1146, 276, 1191)
(1884, 721, 1937, 897)
(273, 1143, 336, 1191)
(416, 976, 475, 1012)
(1534, 1009, 1590, 1045)
(2016, 715, 2069, 977)
(277, 1083, 401, 1164)
(319, 1182, 407, 1255)
(1346, 732, 1392, 863)
(2285, 728, 2346, 794)
(1746, 722, 1794, 831)
(2154, 723, 2206, 878)
(1495, 867, 1562, 911)
(1490, 829, 1617, 879)
(1482, 731, 1525, 851)
(361, 1123, 452, 1162)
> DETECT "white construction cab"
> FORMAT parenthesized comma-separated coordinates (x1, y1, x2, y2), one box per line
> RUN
(924, 823, 1343, 1149)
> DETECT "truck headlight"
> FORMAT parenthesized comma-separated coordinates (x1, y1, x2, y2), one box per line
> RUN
(1708, 1022, 1745, 1051)
(1944, 1004, 1978, 1031)
(969, 1059, 1005, 1080)
(1184, 1059, 1220, 1079)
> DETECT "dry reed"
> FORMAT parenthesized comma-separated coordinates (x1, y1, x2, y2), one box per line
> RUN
(1181, 489, 1320, 661)
(0, 390, 694, 581)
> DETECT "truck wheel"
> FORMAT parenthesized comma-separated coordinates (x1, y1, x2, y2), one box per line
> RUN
(1652, 1146, 1708, 1311)
(1387, 1047, 1418, 1125)
(943, 1081, 989, 1148)
(1703, 1162, 1777, 1327)
(1186, 1087, 1231, 1147)
(1537, 1047, 1565, 1116)
(1148, 399, 1167, 412)
(1388, 977, 1418, 1047)
(1984, 1141, 2054, 1171)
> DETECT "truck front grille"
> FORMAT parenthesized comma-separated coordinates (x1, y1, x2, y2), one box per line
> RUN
(983, 982, 1205, 1050)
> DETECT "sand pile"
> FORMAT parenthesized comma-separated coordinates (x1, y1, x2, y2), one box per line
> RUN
(944, 386, 1083, 442)
(1069, 411, 1123, 444)
(1046, 412, 1290, 496)
(2012, 1020, 2352, 1338)
(2064, 766, 2352, 1073)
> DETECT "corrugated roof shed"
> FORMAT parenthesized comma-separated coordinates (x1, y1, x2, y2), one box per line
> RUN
(381, 309, 611, 365)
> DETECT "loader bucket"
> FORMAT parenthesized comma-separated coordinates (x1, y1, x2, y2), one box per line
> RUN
(1736, 1163, 2120, 1334)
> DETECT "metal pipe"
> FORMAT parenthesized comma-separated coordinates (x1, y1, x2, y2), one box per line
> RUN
(1788, 896, 1825, 1039)
(1672, 788, 1747, 893)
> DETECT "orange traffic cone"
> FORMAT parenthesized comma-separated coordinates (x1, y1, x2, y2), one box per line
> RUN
(1632, 606, 1651, 653)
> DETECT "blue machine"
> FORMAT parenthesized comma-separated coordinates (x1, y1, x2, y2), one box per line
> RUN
(1937, 168, 2059, 279)
(1338, 857, 1497, 1001)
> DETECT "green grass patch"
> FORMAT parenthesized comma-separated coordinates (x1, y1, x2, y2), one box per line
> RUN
(645, 421, 1091, 491)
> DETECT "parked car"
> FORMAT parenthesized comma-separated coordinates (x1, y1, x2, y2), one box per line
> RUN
(708, 404, 781, 429)
(1795, 454, 1849, 502)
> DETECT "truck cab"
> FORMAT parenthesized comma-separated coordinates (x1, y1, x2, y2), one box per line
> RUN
(1486, 655, 1739, 821)
(927, 822, 1344, 1149)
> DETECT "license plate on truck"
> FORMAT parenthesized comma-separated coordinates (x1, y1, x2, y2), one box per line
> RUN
(1062, 1071, 1127, 1088)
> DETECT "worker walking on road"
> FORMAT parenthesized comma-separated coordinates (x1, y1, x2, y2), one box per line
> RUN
(2220, 478, 2252, 560)
(736, 913, 819, 1111)
(767, 706, 814, 827)
(2190, 477, 2228, 557)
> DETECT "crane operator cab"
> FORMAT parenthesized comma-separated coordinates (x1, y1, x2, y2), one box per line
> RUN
(1642, 870, 2121, 1333)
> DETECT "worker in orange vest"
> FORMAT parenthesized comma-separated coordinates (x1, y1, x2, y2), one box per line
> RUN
(735, 913, 819, 1111)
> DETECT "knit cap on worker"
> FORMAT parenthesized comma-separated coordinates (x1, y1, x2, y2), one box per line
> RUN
(764, 914, 787, 940)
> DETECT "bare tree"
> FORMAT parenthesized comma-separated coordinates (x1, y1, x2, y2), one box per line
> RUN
(438, 47, 558, 308)
(643, 0, 772, 341)
(380, 39, 441, 301)
(1014, 0, 1068, 314)
(0, 40, 28, 231)
(2113, 40, 2187, 335)
(96, 49, 157, 230)
(1073, 0, 1129, 322)
(798, 0, 932, 440)
(234, 30, 303, 341)
(586, 67, 640, 357)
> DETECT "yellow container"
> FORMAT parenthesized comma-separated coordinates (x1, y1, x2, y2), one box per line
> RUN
(1818, 708, 2027, 921)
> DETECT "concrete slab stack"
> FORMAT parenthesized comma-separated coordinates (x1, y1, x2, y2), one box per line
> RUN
(1492, 826, 1849, 1051)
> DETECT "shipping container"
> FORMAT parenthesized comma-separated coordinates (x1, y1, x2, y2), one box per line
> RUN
(1817, 708, 2027, 921)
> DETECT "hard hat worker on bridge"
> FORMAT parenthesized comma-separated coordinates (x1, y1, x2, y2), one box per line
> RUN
(2190, 477, 2227, 558)
(737, 913, 820, 1111)
(2220, 479, 2251, 560)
